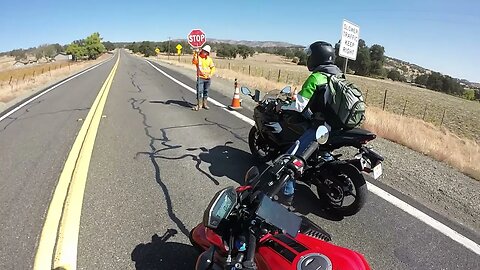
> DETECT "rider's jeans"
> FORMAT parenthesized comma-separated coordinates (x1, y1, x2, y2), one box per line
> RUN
(283, 127, 317, 197)
(282, 126, 333, 197)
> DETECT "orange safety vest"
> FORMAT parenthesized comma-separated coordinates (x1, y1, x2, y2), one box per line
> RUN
(193, 54, 215, 79)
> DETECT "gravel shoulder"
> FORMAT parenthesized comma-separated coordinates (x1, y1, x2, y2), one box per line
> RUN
(148, 57, 480, 234)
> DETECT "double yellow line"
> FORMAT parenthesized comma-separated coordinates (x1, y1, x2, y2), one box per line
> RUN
(34, 55, 120, 270)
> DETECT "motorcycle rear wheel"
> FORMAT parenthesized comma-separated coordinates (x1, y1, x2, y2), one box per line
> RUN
(248, 126, 278, 163)
(315, 162, 367, 216)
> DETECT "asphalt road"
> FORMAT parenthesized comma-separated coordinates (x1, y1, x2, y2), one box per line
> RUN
(0, 50, 478, 270)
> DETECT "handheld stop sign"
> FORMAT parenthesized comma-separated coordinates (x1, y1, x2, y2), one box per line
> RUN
(188, 29, 207, 48)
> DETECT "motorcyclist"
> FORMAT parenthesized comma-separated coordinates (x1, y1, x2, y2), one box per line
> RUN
(280, 41, 342, 208)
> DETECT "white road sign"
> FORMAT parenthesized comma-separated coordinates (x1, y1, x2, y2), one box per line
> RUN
(339, 20, 360, 60)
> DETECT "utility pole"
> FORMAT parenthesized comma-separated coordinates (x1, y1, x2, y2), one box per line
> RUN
(168, 36, 171, 60)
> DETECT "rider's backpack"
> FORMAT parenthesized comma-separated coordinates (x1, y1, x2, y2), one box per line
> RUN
(322, 73, 366, 129)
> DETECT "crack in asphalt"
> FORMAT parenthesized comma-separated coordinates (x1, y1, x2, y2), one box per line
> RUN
(0, 99, 43, 134)
(129, 98, 190, 237)
(129, 71, 143, 92)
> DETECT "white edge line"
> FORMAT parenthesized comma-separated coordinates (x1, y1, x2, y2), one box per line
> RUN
(0, 57, 113, 123)
(145, 59, 480, 256)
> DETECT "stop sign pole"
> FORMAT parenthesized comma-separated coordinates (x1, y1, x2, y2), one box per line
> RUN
(187, 29, 207, 50)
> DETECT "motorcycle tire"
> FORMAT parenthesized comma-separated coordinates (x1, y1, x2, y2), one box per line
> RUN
(248, 126, 278, 163)
(315, 162, 367, 216)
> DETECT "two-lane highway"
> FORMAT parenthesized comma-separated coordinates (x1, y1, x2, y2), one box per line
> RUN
(0, 50, 478, 269)
(0, 55, 117, 269)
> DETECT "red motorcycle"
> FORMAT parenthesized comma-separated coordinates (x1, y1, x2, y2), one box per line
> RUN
(190, 126, 370, 270)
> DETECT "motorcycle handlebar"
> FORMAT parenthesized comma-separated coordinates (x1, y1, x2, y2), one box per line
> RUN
(299, 141, 319, 161)
(245, 232, 256, 261)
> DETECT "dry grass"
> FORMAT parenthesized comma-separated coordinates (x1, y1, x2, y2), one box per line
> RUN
(0, 61, 71, 82)
(0, 56, 16, 70)
(348, 76, 480, 142)
(0, 54, 109, 104)
(151, 53, 480, 180)
(364, 107, 480, 180)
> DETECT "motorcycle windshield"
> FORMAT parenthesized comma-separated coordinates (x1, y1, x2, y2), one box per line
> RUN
(255, 194, 302, 237)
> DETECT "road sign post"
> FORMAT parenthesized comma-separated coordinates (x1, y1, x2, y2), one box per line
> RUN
(339, 20, 360, 74)
(176, 44, 183, 62)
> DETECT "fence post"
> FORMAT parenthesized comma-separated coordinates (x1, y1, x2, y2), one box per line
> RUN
(382, 90, 388, 110)
(277, 69, 281, 82)
(268, 70, 271, 80)
(49, 66, 51, 76)
(41, 68, 44, 74)
(22, 73, 26, 81)
(422, 105, 428, 120)
(440, 109, 446, 126)
(9, 76, 13, 85)
(402, 100, 408, 115)
(248, 65, 251, 76)
(228, 62, 231, 70)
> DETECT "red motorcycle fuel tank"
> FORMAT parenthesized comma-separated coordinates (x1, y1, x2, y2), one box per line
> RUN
(192, 223, 370, 270)
(256, 233, 370, 270)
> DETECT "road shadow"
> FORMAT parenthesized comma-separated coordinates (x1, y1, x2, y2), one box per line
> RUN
(198, 142, 258, 185)
(131, 98, 254, 238)
(131, 229, 198, 270)
(151, 141, 258, 186)
(293, 183, 344, 221)
(149, 99, 194, 109)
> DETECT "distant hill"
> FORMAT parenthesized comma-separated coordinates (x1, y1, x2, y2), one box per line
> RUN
(161, 38, 301, 48)
(206, 39, 303, 48)
(384, 56, 479, 88)
(114, 39, 303, 48)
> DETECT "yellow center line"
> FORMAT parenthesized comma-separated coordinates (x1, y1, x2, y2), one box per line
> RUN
(34, 54, 120, 270)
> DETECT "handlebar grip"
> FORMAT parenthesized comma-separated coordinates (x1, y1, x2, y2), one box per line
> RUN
(299, 141, 319, 161)
(244, 232, 256, 263)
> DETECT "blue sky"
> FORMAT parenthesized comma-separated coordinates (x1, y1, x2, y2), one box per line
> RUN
(1, 0, 478, 81)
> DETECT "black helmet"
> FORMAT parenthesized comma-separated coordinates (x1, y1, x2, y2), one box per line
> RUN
(306, 41, 335, 71)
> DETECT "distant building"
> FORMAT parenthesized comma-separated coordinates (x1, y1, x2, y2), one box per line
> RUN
(53, 53, 72, 61)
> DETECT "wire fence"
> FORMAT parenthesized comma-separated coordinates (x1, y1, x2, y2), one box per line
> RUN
(0, 61, 71, 90)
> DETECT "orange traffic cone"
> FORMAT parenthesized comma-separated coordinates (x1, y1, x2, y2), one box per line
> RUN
(228, 79, 242, 110)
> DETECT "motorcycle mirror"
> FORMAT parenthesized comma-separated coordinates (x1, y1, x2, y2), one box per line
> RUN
(244, 166, 260, 185)
(240, 86, 252, 96)
(280, 86, 292, 94)
(316, 125, 329, 145)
